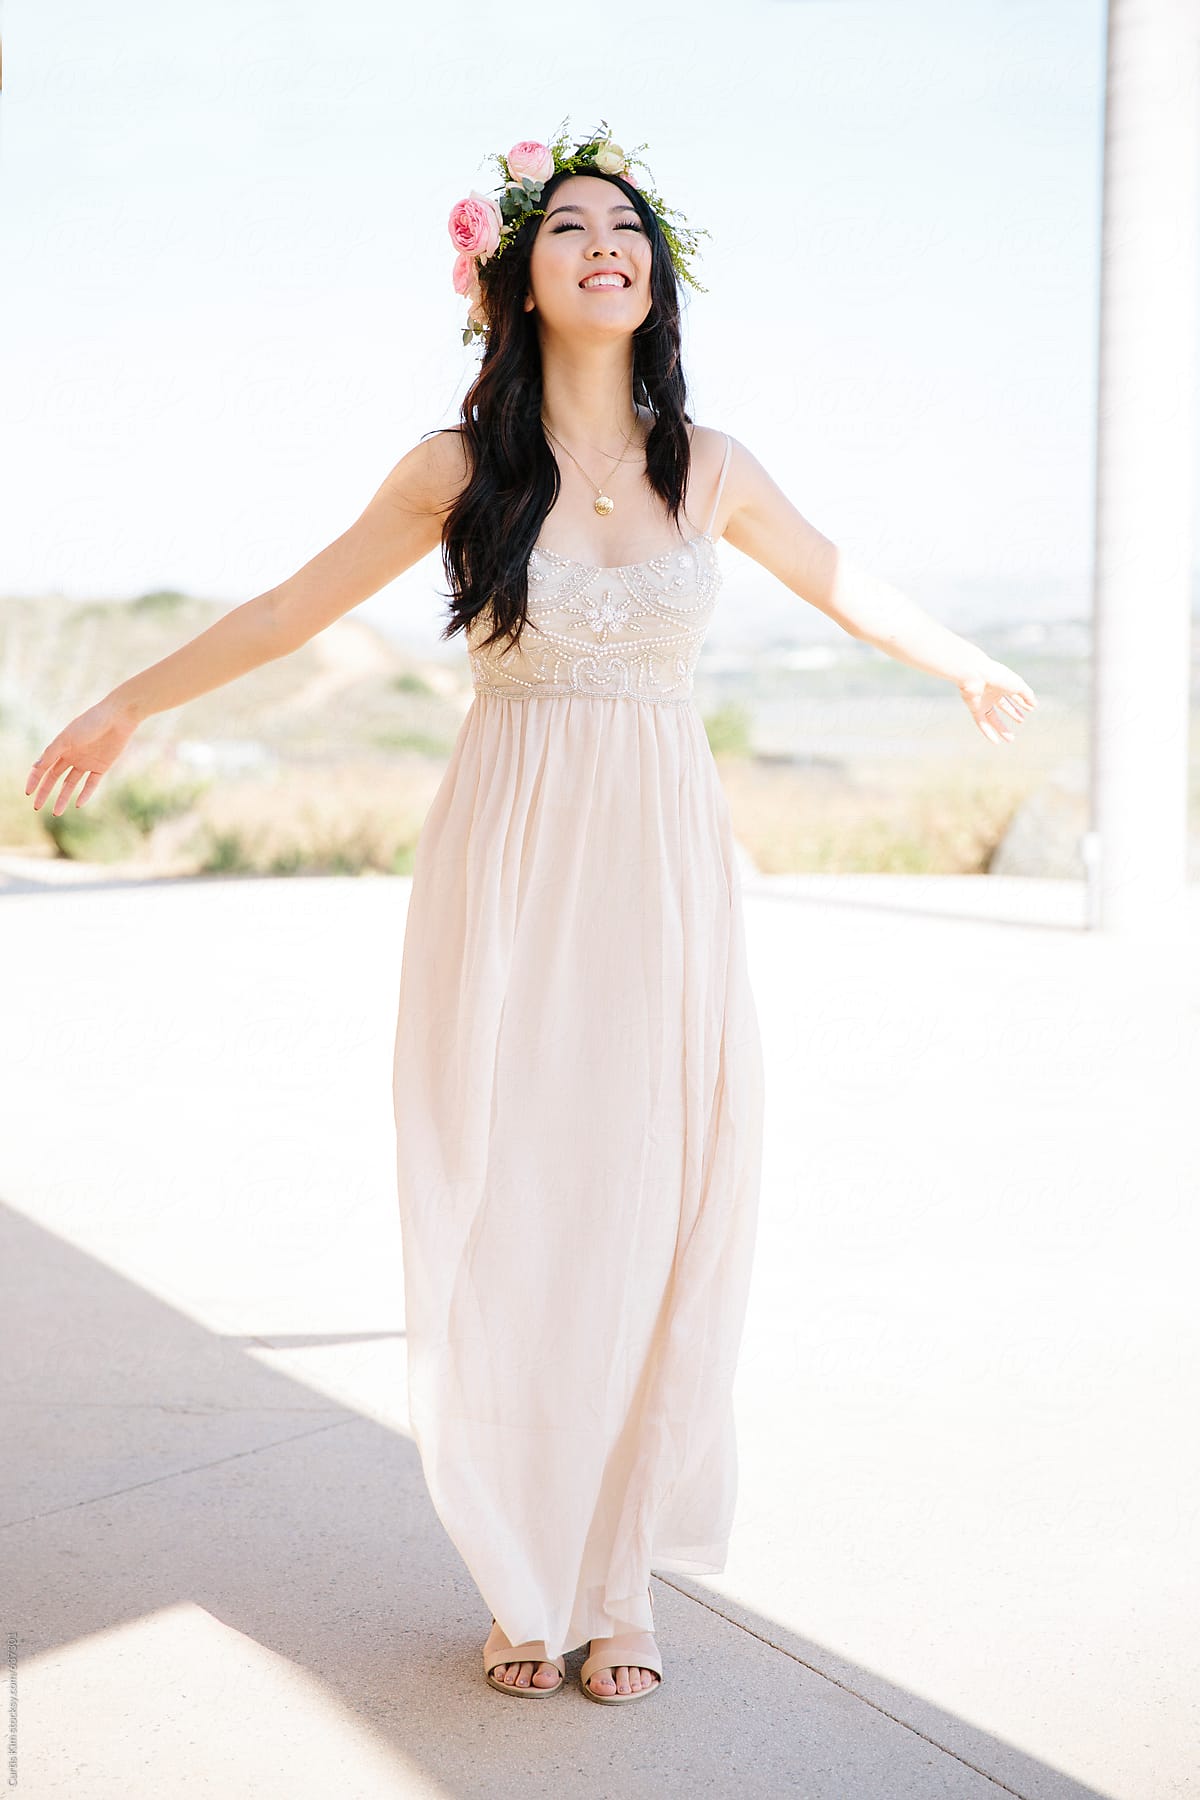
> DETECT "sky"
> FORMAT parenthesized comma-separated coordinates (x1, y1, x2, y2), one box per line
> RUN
(3, 0, 1192, 656)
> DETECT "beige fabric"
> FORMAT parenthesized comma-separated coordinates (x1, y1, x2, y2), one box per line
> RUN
(392, 433, 765, 1664)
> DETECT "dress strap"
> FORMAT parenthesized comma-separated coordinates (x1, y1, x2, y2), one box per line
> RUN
(704, 433, 733, 536)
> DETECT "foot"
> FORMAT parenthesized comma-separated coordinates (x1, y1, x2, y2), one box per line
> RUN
(491, 1658, 562, 1690)
(584, 1652, 661, 1698)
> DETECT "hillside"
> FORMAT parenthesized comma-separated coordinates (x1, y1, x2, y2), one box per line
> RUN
(0, 590, 473, 765)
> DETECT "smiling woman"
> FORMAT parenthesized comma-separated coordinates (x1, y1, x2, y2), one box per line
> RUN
(375, 130, 782, 1705)
(436, 160, 688, 647)
(23, 116, 1037, 1717)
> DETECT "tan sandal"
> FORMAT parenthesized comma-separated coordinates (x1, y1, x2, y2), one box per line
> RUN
(483, 1616, 565, 1697)
(579, 1587, 663, 1705)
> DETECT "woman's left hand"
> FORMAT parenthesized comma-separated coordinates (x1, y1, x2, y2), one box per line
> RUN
(957, 659, 1039, 745)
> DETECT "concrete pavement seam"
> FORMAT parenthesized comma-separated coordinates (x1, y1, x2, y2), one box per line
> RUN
(0, 1413, 360, 1532)
(653, 1579, 1038, 1800)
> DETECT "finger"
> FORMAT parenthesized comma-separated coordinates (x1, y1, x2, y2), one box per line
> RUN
(995, 695, 1025, 723)
(26, 748, 68, 797)
(27, 758, 55, 802)
(30, 759, 70, 810)
(52, 768, 88, 816)
(77, 770, 103, 807)
(61, 767, 94, 810)
(25, 753, 55, 796)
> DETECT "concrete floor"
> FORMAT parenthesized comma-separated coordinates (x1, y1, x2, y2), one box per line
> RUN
(0, 860, 1196, 1800)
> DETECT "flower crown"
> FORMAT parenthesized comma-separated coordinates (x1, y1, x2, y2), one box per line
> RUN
(447, 116, 710, 347)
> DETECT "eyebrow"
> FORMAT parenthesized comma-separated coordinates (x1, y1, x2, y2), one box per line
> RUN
(543, 201, 641, 221)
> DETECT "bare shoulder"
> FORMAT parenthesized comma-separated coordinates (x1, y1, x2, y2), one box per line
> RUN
(257, 428, 475, 652)
(384, 426, 472, 522)
(684, 422, 729, 465)
(698, 429, 812, 539)
(684, 423, 740, 536)
(698, 429, 842, 618)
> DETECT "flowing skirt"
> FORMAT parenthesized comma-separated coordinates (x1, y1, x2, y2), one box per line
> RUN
(392, 690, 765, 1663)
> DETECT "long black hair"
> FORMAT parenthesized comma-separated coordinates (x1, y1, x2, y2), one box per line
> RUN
(428, 167, 698, 656)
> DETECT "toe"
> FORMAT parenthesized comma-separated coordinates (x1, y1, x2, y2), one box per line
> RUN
(587, 1659, 660, 1695)
(494, 1657, 559, 1690)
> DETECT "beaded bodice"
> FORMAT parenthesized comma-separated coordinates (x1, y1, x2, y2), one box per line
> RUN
(466, 531, 722, 705)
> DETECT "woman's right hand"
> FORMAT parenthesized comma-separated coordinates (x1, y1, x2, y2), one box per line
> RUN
(25, 696, 142, 816)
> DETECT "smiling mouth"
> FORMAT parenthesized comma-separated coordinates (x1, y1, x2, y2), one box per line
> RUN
(579, 273, 631, 290)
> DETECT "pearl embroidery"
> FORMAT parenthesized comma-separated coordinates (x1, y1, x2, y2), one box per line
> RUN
(583, 591, 633, 639)
(467, 534, 721, 705)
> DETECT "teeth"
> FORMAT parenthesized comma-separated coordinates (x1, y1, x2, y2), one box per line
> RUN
(581, 274, 627, 289)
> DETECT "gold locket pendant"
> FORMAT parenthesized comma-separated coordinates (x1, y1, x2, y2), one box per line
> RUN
(593, 494, 615, 516)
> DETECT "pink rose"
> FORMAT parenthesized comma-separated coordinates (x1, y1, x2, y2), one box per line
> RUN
(506, 140, 555, 185)
(451, 251, 478, 298)
(447, 190, 502, 258)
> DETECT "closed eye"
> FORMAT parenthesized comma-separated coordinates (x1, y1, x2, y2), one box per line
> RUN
(551, 220, 643, 234)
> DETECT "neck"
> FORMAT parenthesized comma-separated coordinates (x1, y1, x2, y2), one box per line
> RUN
(538, 340, 644, 455)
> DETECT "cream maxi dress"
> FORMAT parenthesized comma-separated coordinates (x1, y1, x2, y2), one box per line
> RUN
(392, 432, 765, 1664)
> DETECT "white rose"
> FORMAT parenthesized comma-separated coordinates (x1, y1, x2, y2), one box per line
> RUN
(592, 141, 627, 175)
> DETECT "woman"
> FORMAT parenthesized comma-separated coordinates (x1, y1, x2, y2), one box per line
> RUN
(24, 121, 1036, 1707)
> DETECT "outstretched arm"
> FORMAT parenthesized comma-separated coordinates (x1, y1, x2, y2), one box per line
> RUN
(25, 430, 469, 814)
(719, 437, 1038, 744)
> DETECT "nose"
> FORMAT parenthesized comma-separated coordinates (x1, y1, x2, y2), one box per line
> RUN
(581, 249, 629, 286)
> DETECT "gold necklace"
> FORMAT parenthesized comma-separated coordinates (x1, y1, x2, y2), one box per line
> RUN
(541, 414, 643, 516)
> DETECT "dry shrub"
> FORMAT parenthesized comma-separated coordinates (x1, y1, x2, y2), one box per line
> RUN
(715, 753, 1036, 874)
(150, 757, 449, 877)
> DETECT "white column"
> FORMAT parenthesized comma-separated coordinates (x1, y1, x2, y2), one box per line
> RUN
(1086, 0, 1200, 935)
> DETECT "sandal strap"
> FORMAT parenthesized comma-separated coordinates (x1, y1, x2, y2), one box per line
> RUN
(483, 1617, 565, 1678)
(580, 1629, 663, 1685)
